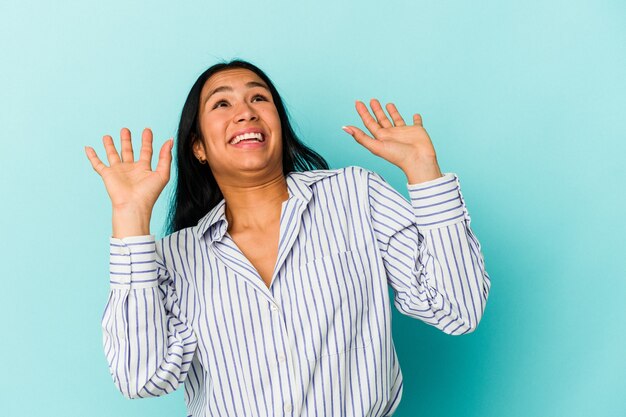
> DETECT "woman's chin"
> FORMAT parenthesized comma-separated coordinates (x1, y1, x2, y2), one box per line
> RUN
(228, 158, 282, 177)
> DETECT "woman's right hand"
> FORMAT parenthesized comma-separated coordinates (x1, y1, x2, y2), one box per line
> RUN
(85, 127, 174, 217)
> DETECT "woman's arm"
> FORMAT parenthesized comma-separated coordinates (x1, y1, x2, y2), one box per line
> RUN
(103, 234, 197, 398)
(366, 170, 490, 334)
(85, 128, 197, 396)
(343, 99, 490, 334)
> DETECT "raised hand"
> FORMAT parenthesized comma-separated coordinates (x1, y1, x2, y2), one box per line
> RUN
(342, 99, 443, 184)
(85, 128, 173, 237)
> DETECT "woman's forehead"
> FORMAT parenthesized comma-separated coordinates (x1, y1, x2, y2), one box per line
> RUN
(202, 68, 267, 94)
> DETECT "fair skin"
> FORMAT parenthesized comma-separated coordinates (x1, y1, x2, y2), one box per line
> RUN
(84, 68, 442, 289)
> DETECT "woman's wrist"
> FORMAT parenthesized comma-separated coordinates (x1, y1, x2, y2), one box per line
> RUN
(402, 159, 443, 184)
(112, 206, 152, 238)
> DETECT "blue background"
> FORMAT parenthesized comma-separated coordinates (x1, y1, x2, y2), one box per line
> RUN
(1, 0, 624, 416)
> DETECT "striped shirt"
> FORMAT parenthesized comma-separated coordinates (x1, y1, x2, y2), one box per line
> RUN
(103, 166, 491, 416)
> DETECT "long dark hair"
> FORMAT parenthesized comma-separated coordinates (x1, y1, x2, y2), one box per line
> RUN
(165, 59, 329, 235)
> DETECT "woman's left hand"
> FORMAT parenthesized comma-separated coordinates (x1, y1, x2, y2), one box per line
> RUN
(342, 99, 443, 184)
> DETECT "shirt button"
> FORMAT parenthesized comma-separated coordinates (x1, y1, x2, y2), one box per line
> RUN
(271, 305, 279, 312)
(284, 403, 292, 412)
(278, 354, 286, 363)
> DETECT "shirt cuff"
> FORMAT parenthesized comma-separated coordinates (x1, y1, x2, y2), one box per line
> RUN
(109, 234, 158, 289)
(407, 173, 467, 229)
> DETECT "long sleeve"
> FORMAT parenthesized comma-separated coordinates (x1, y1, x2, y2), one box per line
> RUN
(367, 171, 491, 335)
(102, 234, 197, 398)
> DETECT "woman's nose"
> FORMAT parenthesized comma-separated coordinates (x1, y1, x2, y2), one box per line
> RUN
(234, 102, 258, 123)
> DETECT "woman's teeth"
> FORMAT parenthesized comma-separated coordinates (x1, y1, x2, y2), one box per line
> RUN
(230, 132, 265, 144)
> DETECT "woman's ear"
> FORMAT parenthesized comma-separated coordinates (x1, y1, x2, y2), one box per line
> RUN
(191, 135, 207, 161)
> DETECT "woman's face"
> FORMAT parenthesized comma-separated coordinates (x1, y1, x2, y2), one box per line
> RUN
(194, 68, 283, 181)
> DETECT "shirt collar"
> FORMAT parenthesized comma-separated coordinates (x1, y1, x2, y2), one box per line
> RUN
(193, 169, 340, 243)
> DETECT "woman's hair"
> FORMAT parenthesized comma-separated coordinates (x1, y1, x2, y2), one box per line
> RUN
(165, 59, 329, 235)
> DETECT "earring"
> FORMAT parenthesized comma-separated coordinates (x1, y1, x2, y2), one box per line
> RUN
(198, 158, 207, 164)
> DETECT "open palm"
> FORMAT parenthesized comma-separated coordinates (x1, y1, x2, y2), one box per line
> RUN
(343, 99, 442, 182)
(85, 128, 173, 212)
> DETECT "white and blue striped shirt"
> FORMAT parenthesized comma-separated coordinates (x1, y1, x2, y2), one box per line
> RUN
(103, 166, 491, 416)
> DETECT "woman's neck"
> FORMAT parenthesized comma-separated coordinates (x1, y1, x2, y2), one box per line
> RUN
(218, 172, 289, 233)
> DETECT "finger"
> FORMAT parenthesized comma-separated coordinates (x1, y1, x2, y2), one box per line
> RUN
(355, 100, 382, 136)
(342, 125, 384, 156)
(139, 128, 154, 168)
(385, 103, 406, 126)
(84, 146, 107, 176)
(155, 139, 174, 181)
(413, 113, 423, 126)
(370, 99, 393, 128)
(102, 135, 121, 165)
(120, 127, 134, 163)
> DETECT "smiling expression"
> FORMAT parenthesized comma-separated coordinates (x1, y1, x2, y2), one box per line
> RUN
(193, 68, 283, 180)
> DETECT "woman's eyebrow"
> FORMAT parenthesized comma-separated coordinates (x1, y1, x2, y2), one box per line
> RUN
(204, 81, 270, 104)
(246, 81, 269, 91)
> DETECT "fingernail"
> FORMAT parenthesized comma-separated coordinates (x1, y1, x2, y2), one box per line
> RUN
(342, 126, 353, 135)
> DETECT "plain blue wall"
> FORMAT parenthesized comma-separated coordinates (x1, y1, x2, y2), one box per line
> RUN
(1, 1, 624, 416)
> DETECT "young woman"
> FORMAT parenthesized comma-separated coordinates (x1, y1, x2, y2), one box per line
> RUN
(85, 59, 490, 416)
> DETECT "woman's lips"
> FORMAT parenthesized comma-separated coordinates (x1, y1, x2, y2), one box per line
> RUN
(230, 138, 267, 149)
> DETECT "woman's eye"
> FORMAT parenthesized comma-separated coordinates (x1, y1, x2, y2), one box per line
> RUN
(252, 94, 268, 102)
(213, 100, 228, 109)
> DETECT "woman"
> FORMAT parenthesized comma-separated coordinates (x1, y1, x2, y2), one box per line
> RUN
(85, 59, 490, 416)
